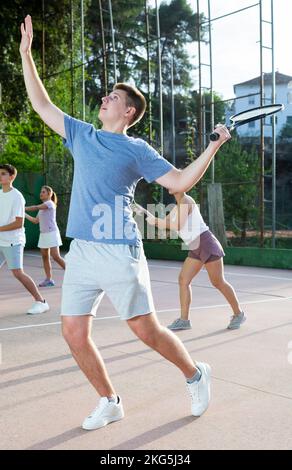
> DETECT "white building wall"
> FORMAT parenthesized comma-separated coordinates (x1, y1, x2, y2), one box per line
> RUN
(233, 82, 292, 137)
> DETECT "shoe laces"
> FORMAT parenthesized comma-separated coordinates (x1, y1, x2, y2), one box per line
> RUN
(186, 381, 200, 403)
(230, 312, 242, 321)
(89, 398, 109, 418)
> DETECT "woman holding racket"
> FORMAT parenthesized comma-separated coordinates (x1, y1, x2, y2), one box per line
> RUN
(25, 185, 65, 287)
(135, 191, 245, 331)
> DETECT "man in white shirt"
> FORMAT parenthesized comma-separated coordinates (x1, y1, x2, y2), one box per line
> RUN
(0, 164, 49, 314)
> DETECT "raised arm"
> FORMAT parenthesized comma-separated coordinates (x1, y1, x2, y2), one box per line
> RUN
(20, 15, 65, 138)
(156, 125, 230, 193)
(26, 203, 48, 211)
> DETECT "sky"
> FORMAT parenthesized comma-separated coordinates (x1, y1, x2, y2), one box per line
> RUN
(150, 0, 291, 99)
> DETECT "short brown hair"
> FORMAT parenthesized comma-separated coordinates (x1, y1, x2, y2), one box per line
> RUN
(113, 83, 146, 128)
(0, 164, 17, 177)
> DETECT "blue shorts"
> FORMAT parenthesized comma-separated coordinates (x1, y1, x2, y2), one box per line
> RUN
(0, 244, 24, 270)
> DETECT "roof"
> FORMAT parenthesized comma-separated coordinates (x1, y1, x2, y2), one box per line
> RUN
(234, 72, 292, 89)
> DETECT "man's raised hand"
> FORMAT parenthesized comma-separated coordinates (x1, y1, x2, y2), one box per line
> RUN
(20, 15, 33, 54)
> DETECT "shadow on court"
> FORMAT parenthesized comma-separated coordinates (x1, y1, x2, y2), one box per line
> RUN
(1, 254, 292, 449)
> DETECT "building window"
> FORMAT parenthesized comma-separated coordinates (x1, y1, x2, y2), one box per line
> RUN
(248, 121, 255, 128)
(270, 116, 278, 125)
(287, 116, 292, 125)
(288, 81, 292, 103)
(248, 96, 255, 105)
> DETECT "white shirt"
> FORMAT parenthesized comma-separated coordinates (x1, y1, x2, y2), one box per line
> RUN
(171, 202, 209, 246)
(0, 187, 26, 247)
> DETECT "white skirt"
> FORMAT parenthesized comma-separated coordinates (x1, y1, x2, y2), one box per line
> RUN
(38, 230, 63, 249)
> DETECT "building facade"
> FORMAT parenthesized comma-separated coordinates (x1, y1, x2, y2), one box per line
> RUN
(233, 72, 292, 137)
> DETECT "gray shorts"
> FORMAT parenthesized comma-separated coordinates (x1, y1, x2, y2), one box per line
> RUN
(0, 244, 24, 270)
(61, 239, 155, 320)
(188, 230, 225, 264)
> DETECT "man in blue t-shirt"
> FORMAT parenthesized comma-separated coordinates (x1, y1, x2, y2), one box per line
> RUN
(20, 15, 230, 430)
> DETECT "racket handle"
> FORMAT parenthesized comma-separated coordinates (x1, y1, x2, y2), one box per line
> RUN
(210, 131, 220, 141)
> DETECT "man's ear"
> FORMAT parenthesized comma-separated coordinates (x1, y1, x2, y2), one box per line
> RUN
(125, 106, 136, 120)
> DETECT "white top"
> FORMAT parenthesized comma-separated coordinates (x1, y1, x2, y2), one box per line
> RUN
(37, 200, 59, 233)
(0, 187, 26, 247)
(171, 201, 209, 246)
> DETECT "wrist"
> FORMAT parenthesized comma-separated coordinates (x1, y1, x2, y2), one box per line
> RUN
(20, 50, 32, 59)
(208, 141, 221, 152)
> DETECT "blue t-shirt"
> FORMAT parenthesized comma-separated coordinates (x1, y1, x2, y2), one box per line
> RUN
(63, 114, 174, 245)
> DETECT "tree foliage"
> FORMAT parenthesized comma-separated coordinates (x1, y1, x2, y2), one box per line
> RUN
(215, 138, 259, 242)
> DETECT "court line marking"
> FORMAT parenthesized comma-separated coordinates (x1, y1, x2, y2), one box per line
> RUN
(148, 262, 292, 282)
(1, 295, 291, 333)
(23, 253, 292, 282)
(150, 278, 286, 298)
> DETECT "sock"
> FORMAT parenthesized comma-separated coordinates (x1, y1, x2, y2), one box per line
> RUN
(186, 368, 202, 384)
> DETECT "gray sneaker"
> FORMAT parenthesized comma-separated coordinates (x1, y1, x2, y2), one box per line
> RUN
(39, 279, 55, 287)
(167, 318, 192, 330)
(227, 311, 246, 330)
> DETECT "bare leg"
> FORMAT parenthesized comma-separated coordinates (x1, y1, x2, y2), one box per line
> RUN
(11, 269, 44, 302)
(127, 313, 197, 378)
(179, 257, 203, 320)
(40, 248, 52, 279)
(205, 258, 241, 314)
(62, 315, 116, 397)
(50, 246, 66, 270)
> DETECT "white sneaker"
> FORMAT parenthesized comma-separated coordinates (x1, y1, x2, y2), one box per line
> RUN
(187, 362, 211, 417)
(82, 396, 124, 431)
(27, 300, 50, 315)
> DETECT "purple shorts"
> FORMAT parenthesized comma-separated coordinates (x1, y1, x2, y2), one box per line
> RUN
(188, 230, 225, 264)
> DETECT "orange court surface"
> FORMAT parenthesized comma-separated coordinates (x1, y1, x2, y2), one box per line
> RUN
(1, 250, 292, 450)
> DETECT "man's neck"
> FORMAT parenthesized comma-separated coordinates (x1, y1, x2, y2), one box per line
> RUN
(101, 122, 128, 135)
(1, 184, 13, 193)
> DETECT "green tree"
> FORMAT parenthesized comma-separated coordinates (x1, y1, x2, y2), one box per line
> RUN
(0, 113, 42, 171)
(280, 122, 292, 138)
(0, 0, 75, 120)
(215, 139, 259, 243)
(1, 0, 207, 175)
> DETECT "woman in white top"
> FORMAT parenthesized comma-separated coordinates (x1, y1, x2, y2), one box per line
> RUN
(25, 185, 65, 287)
(135, 191, 245, 331)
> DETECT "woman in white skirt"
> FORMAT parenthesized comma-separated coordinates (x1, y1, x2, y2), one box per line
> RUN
(25, 185, 65, 287)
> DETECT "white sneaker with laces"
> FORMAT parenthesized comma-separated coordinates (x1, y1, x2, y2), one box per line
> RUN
(187, 362, 211, 417)
(27, 300, 50, 315)
(82, 396, 124, 430)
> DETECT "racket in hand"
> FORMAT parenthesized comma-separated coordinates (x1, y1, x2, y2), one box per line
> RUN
(210, 103, 284, 141)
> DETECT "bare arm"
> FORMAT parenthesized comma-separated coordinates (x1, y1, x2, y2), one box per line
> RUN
(146, 212, 172, 230)
(146, 204, 190, 231)
(26, 203, 48, 211)
(20, 15, 65, 138)
(156, 126, 231, 192)
(132, 203, 170, 229)
(25, 214, 39, 224)
(0, 217, 24, 232)
(133, 202, 187, 231)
